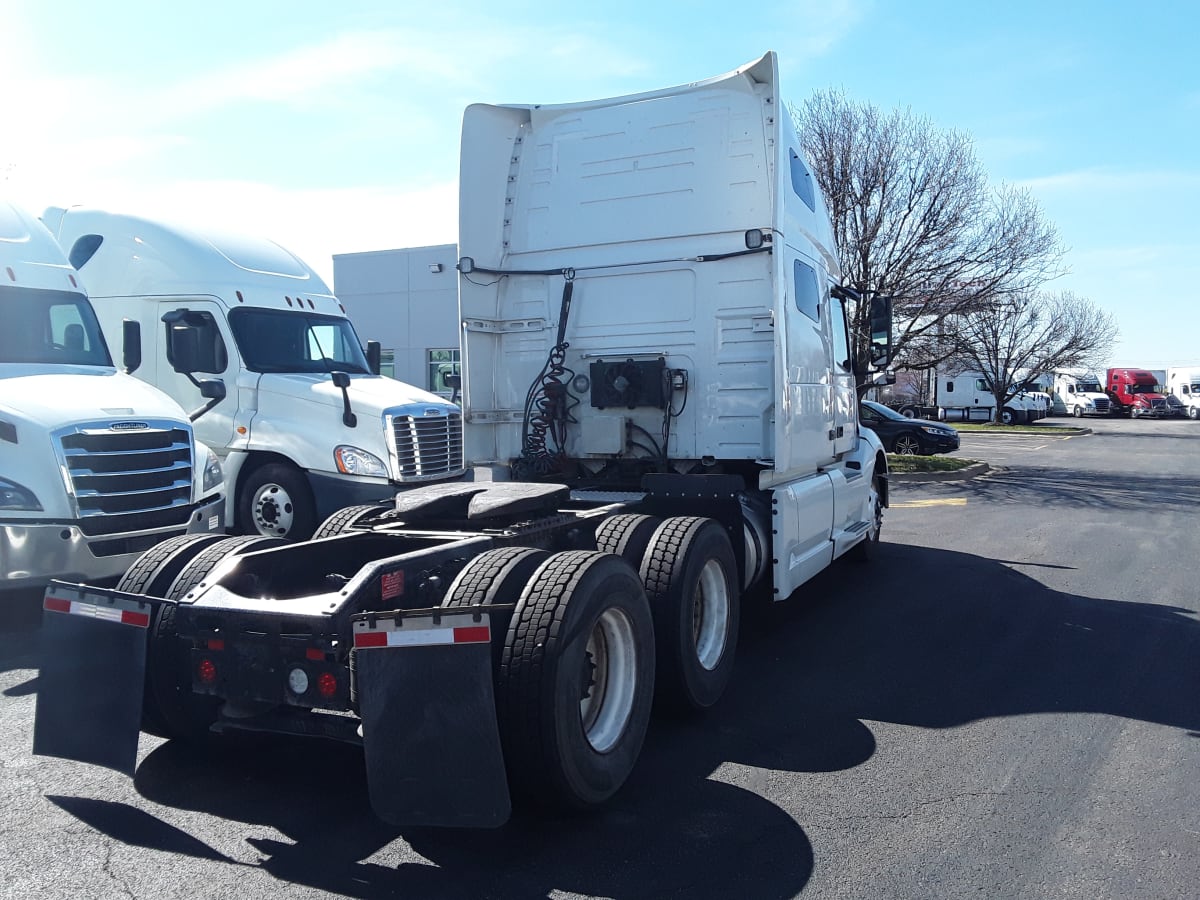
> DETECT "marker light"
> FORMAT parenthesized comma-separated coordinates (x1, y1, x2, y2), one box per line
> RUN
(287, 667, 310, 695)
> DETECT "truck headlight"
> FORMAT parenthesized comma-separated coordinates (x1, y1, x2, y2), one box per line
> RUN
(0, 477, 43, 511)
(334, 445, 388, 478)
(202, 453, 224, 493)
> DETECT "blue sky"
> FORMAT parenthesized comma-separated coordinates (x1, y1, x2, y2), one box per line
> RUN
(4, 0, 1197, 368)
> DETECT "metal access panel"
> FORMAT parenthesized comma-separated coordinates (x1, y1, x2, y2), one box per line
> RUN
(33, 582, 154, 775)
(589, 358, 667, 409)
(353, 609, 511, 828)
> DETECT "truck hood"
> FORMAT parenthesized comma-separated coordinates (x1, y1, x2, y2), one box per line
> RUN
(1132, 393, 1166, 404)
(257, 373, 459, 418)
(0, 368, 190, 430)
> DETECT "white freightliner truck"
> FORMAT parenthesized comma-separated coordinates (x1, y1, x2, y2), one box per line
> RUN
(0, 201, 226, 592)
(34, 53, 893, 828)
(1052, 371, 1111, 417)
(40, 208, 465, 540)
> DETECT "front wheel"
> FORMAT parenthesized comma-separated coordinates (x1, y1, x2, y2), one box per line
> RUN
(1000, 407, 1016, 426)
(496, 551, 655, 811)
(640, 517, 739, 712)
(1073, 405, 1084, 418)
(848, 478, 884, 562)
(893, 434, 922, 455)
(238, 462, 317, 540)
(1189, 407, 1199, 420)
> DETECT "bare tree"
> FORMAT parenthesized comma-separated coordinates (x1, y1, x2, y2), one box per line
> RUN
(943, 291, 1119, 422)
(791, 90, 1067, 385)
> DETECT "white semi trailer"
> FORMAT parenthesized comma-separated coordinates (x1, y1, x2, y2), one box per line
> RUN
(42, 209, 465, 540)
(0, 200, 226, 592)
(35, 52, 894, 827)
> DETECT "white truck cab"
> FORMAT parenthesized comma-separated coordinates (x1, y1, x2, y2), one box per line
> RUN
(1052, 371, 1111, 417)
(42, 209, 465, 540)
(1165, 367, 1200, 419)
(0, 201, 225, 590)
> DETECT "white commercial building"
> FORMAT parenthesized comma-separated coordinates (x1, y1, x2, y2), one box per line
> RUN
(333, 243, 461, 396)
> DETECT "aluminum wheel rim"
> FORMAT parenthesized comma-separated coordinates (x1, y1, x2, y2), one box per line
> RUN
(896, 437, 919, 455)
(580, 607, 637, 753)
(254, 484, 294, 536)
(693, 558, 729, 671)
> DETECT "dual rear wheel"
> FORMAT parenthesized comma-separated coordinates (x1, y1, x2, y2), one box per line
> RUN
(440, 513, 740, 812)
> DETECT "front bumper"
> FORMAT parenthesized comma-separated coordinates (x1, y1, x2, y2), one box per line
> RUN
(0, 495, 225, 590)
(306, 470, 397, 522)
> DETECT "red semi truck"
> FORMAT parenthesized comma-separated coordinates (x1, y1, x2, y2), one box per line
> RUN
(1106, 368, 1168, 418)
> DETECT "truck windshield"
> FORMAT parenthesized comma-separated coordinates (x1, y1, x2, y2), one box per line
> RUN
(228, 308, 371, 374)
(1078, 382, 1102, 392)
(0, 285, 113, 367)
(1128, 384, 1157, 394)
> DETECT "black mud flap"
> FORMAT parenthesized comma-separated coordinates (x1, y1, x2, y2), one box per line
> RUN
(353, 609, 510, 828)
(33, 581, 156, 775)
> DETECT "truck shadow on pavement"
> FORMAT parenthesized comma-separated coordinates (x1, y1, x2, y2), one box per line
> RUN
(33, 542, 1200, 899)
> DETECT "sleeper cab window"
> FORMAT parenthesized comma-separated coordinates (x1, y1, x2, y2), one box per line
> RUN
(794, 259, 820, 322)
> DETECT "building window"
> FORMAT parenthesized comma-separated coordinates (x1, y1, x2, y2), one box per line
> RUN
(428, 348, 460, 395)
(378, 350, 395, 379)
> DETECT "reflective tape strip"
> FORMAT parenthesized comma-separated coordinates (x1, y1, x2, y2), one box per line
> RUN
(353, 623, 490, 649)
(43, 595, 151, 628)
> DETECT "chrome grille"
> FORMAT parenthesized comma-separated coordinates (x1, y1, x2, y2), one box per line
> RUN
(1093, 397, 1110, 412)
(54, 420, 195, 536)
(386, 410, 465, 481)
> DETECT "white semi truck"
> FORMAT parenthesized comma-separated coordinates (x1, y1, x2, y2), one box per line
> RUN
(41, 208, 465, 540)
(0, 200, 226, 592)
(1052, 371, 1111, 417)
(1165, 367, 1200, 419)
(34, 52, 893, 827)
(934, 371, 1039, 424)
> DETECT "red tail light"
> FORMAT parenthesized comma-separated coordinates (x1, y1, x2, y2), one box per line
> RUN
(197, 657, 218, 684)
(317, 672, 338, 698)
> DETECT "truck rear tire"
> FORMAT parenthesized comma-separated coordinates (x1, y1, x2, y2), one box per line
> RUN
(440, 546, 552, 673)
(639, 517, 739, 712)
(142, 537, 285, 739)
(312, 503, 393, 539)
(594, 514, 662, 566)
(116, 533, 227, 597)
(238, 462, 317, 541)
(164, 535, 286, 602)
(496, 551, 655, 811)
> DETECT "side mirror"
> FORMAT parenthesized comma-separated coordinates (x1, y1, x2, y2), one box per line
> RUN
(331, 371, 351, 389)
(167, 325, 200, 374)
(869, 294, 892, 368)
(366, 340, 382, 376)
(198, 379, 226, 401)
(121, 319, 142, 374)
(445, 372, 462, 405)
